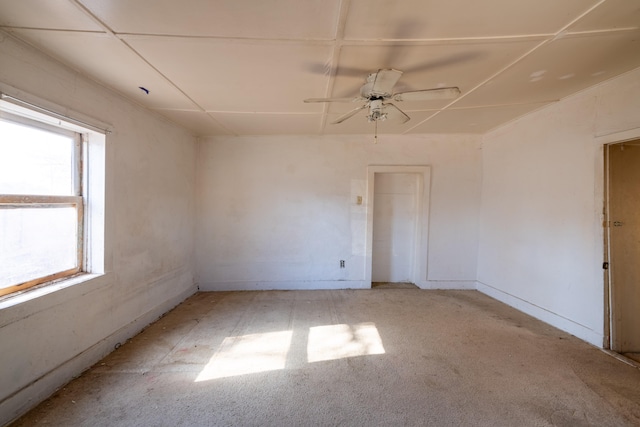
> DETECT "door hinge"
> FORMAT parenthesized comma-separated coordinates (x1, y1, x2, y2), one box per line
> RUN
(603, 262, 609, 270)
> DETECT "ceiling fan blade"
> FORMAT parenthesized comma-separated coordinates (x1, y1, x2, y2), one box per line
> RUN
(371, 69, 403, 96)
(393, 87, 461, 102)
(331, 104, 368, 124)
(383, 103, 410, 124)
(304, 96, 363, 103)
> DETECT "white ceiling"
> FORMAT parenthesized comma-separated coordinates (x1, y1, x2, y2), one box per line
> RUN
(1, 0, 639, 136)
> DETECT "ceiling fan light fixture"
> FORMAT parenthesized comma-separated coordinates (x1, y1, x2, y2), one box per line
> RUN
(368, 99, 387, 122)
(367, 112, 387, 122)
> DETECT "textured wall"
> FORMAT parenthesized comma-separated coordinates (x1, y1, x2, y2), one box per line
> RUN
(196, 134, 482, 290)
(0, 32, 197, 424)
(478, 68, 640, 346)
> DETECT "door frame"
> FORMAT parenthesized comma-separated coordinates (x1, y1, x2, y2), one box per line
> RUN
(599, 127, 640, 350)
(364, 165, 431, 288)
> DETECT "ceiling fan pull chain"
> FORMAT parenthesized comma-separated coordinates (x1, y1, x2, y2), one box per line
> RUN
(374, 119, 378, 144)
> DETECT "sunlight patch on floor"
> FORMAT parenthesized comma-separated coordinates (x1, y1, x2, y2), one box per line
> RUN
(307, 322, 385, 363)
(195, 322, 386, 381)
(195, 331, 293, 381)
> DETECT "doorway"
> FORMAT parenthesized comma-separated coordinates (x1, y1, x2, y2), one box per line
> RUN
(606, 139, 640, 359)
(364, 166, 430, 288)
(371, 173, 418, 284)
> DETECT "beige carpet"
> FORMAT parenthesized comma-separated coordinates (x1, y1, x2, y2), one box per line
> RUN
(10, 290, 640, 426)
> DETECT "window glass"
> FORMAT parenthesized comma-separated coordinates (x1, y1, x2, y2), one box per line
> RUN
(0, 207, 78, 289)
(0, 119, 75, 196)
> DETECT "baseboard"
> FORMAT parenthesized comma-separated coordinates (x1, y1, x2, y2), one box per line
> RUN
(475, 281, 603, 347)
(0, 271, 197, 426)
(198, 280, 478, 291)
(198, 280, 369, 291)
(417, 280, 477, 290)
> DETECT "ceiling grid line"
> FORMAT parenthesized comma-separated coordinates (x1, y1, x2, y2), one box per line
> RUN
(67, 0, 116, 37)
(403, 0, 611, 134)
(318, 0, 352, 133)
(1, 0, 638, 136)
(116, 36, 238, 136)
(67, 0, 237, 136)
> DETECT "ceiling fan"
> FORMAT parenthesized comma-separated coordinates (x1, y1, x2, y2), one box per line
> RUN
(304, 69, 461, 125)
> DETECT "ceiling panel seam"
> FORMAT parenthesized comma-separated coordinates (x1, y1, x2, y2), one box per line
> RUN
(67, 0, 236, 136)
(67, 0, 115, 37)
(341, 35, 553, 45)
(402, 0, 610, 134)
(0, 26, 105, 34)
(318, 0, 351, 134)
(118, 34, 337, 45)
(116, 37, 236, 135)
(1, 0, 633, 136)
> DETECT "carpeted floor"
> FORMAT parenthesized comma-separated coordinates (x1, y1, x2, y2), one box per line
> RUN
(10, 290, 640, 426)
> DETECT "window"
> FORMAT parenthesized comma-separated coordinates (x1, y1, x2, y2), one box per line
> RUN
(0, 93, 106, 298)
(0, 115, 83, 296)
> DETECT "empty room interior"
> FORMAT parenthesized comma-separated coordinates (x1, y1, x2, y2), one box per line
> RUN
(1, 0, 640, 425)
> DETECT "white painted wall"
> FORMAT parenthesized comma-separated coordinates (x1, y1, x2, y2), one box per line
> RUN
(477, 67, 640, 347)
(196, 134, 482, 290)
(0, 33, 197, 424)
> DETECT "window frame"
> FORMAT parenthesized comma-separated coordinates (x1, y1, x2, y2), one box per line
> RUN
(0, 113, 86, 297)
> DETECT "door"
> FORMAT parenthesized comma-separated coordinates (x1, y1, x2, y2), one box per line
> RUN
(371, 173, 418, 283)
(608, 140, 640, 354)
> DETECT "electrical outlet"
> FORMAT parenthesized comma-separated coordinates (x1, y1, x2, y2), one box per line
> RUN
(357, 196, 363, 205)
(340, 260, 345, 268)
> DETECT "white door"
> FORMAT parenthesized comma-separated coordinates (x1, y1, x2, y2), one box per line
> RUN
(608, 141, 640, 353)
(371, 173, 418, 283)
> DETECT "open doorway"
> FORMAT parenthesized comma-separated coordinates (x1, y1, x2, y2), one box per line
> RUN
(371, 173, 419, 288)
(605, 139, 640, 361)
(364, 166, 430, 289)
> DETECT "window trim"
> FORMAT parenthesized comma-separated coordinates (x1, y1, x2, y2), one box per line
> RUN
(0, 88, 108, 302)
(0, 92, 109, 134)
